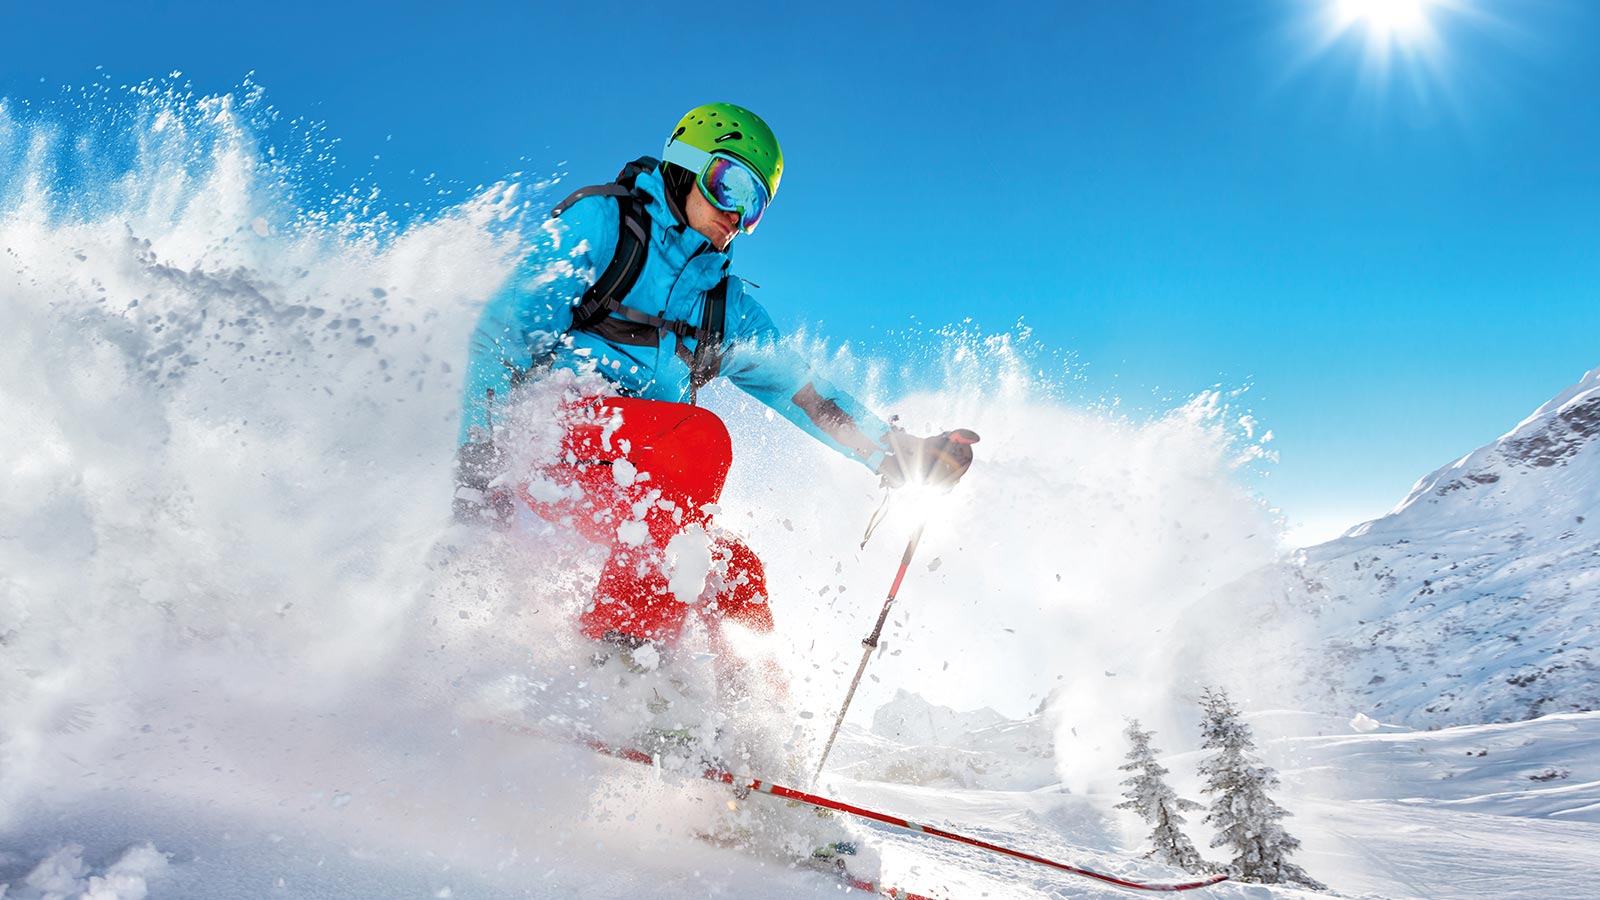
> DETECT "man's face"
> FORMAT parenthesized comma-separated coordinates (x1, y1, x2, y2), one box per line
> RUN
(685, 184, 741, 251)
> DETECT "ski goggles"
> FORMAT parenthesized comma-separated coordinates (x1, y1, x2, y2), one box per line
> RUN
(662, 142, 771, 234)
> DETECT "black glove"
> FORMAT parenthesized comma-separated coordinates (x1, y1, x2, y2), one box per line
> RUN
(877, 428, 980, 490)
(453, 439, 515, 526)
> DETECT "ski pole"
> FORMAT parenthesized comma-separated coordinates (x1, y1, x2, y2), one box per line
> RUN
(581, 735, 1230, 894)
(813, 522, 928, 783)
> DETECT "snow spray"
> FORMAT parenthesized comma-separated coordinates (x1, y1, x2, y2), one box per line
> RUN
(1, 76, 1292, 888)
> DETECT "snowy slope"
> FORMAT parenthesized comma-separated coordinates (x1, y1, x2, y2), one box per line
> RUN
(1188, 366, 1600, 729)
(6, 697, 1600, 899)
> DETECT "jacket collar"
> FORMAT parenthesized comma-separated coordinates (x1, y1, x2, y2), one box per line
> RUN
(633, 166, 733, 267)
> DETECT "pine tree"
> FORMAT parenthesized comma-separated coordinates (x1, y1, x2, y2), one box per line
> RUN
(1196, 688, 1324, 889)
(1115, 718, 1206, 872)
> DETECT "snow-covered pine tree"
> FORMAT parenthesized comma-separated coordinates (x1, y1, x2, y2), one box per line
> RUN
(1115, 718, 1206, 872)
(1196, 688, 1324, 889)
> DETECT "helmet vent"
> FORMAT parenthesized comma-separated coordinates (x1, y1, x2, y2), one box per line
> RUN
(715, 131, 743, 143)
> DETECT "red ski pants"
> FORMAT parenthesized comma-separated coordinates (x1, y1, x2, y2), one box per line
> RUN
(518, 396, 772, 644)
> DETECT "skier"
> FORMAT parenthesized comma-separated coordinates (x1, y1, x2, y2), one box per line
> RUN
(454, 101, 976, 670)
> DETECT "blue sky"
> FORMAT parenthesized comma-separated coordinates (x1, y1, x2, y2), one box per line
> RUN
(5, 0, 1598, 542)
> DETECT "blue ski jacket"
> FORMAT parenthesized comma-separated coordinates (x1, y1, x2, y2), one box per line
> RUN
(458, 165, 892, 471)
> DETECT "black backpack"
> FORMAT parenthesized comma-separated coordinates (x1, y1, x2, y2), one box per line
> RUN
(549, 157, 728, 404)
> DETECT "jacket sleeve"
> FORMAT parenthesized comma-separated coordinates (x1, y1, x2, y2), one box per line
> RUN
(718, 286, 892, 472)
(457, 196, 618, 444)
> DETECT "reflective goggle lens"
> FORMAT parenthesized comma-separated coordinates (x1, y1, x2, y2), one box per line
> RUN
(700, 155, 769, 233)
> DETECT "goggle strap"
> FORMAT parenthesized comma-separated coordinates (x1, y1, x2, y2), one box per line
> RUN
(662, 141, 714, 177)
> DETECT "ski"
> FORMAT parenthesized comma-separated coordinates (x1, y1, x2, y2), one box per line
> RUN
(842, 872, 940, 900)
(492, 720, 940, 897)
(581, 736, 1229, 894)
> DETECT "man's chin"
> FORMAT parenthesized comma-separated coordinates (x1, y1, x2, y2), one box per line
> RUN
(694, 226, 730, 249)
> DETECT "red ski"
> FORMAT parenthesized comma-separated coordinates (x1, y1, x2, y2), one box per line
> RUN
(583, 737, 1228, 894)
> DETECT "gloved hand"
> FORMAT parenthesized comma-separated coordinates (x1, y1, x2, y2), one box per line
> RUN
(876, 428, 980, 490)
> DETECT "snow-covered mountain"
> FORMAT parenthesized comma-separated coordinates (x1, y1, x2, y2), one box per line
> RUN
(1357, 363, 1600, 538)
(826, 690, 1057, 791)
(1209, 366, 1600, 728)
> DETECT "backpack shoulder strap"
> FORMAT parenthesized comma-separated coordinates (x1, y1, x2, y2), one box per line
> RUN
(548, 157, 662, 332)
(550, 156, 660, 218)
(550, 183, 629, 218)
(569, 196, 650, 331)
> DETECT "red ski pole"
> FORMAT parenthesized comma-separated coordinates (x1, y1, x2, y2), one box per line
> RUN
(814, 428, 982, 783)
(813, 521, 927, 783)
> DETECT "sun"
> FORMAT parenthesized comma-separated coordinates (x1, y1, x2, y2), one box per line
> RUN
(1285, 0, 1525, 126)
(1334, 0, 1436, 44)
(1304, 0, 1473, 89)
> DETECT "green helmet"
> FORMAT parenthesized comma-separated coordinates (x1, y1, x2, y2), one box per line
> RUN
(664, 102, 783, 198)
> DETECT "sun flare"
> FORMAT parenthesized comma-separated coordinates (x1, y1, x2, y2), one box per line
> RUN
(1335, 0, 1435, 43)
(1305, 0, 1478, 91)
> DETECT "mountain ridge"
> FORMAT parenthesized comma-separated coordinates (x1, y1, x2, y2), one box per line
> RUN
(1196, 365, 1600, 729)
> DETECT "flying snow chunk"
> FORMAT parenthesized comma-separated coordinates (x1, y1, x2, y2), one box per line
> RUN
(22, 842, 169, 900)
(612, 458, 638, 487)
(1350, 712, 1383, 733)
(523, 475, 574, 504)
(666, 526, 712, 605)
(92, 843, 170, 900)
(616, 519, 649, 546)
(630, 642, 660, 672)
(24, 845, 89, 895)
(251, 217, 270, 237)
